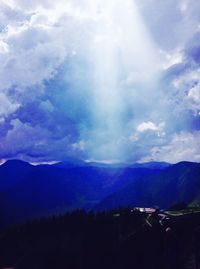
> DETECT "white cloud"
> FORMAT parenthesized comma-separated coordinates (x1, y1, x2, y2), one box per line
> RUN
(137, 121, 165, 133)
(136, 0, 200, 51)
(140, 131, 200, 163)
(159, 49, 184, 70)
(39, 100, 55, 112)
(0, 27, 67, 92)
(0, 93, 20, 117)
(168, 67, 200, 115)
(180, 2, 188, 13)
(70, 140, 86, 152)
(188, 84, 200, 103)
(173, 68, 200, 88)
(0, 0, 93, 95)
(0, 41, 9, 53)
(0, 118, 72, 161)
(85, 158, 121, 164)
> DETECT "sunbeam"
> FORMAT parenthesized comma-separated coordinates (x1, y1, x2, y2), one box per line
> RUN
(87, 0, 160, 162)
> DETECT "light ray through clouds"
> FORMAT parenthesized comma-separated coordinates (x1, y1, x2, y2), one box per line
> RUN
(86, 0, 161, 162)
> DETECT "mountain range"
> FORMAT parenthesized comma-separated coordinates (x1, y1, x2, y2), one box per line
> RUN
(0, 159, 200, 227)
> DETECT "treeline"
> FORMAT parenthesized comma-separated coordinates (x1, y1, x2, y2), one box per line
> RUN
(0, 209, 200, 269)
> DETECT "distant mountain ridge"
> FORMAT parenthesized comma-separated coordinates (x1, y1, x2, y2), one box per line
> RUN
(130, 161, 171, 170)
(0, 159, 200, 227)
(0, 159, 171, 169)
(0, 159, 159, 226)
(96, 161, 200, 211)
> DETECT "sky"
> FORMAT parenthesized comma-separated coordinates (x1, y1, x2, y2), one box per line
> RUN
(0, 0, 200, 164)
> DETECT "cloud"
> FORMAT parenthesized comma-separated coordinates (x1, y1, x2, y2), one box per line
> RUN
(0, 118, 78, 161)
(136, 0, 200, 50)
(0, 0, 199, 163)
(70, 140, 86, 152)
(0, 93, 20, 118)
(187, 84, 200, 109)
(0, 22, 67, 92)
(159, 49, 184, 70)
(136, 121, 165, 133)
(140, 131, 200, 163)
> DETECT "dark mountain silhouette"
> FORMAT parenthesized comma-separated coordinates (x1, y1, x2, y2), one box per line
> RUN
(53, 157, 87, 168)
(95, 162, 200, 211)
(0, 160, 32, 190)
(1, 160, 200, 227)
(0, 160, 158, 226)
